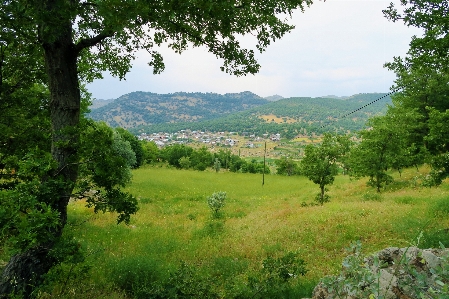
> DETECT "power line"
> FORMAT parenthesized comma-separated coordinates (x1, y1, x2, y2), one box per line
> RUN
(319, 88, 400, 129)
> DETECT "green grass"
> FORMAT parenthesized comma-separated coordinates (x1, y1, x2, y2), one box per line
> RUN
(58, 166, 449, 298)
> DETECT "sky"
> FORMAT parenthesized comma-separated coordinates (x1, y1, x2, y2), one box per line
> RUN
(86, 0, 422, 100)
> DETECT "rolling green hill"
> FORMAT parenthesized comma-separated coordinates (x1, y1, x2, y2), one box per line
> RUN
(130, 93, 392, 138)
(88, 91, 269, 128)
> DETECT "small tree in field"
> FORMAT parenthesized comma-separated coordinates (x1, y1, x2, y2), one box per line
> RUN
(348, 112, 414, 192)
(207, 192, 227, 218)
(300, 134, 351, 204)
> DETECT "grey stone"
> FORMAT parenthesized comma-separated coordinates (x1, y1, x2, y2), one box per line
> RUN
(307, 247, 449, 299)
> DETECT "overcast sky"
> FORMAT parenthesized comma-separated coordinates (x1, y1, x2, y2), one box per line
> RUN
(86, 0, 422, 100)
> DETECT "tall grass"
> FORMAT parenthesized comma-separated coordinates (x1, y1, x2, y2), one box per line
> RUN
(61, 166, 449, 298)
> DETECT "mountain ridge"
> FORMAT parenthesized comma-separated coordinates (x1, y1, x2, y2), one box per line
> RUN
(88, 91, 268, 128)
(127, 92, 393, 138)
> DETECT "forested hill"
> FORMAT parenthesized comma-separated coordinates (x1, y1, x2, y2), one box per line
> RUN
(130, 93, 392, 138)
(88, 91, 269, 128)
(251, 93, 391, 124)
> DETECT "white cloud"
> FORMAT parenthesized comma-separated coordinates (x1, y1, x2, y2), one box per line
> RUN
(87, 0, 421, 99)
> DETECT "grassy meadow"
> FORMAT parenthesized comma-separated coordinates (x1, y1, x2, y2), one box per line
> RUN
(59, 166, 449, 298)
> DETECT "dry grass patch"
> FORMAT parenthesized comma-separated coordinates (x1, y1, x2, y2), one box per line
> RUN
(259, 114, 298, 124)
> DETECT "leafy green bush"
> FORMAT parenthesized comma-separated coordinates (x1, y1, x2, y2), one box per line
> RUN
(211, 256, 248, 280)
(207, 191, 226, 218)
(321, 241, 380, 298)
(178, 156, 191, 169)
(156, 262, 218, 299)
(35, 236, 91, 297)
(243, 251, 308, 299)
(275, 157, 300, 176)
(214, 158, 221, 172)
(194, 220, 225, 238)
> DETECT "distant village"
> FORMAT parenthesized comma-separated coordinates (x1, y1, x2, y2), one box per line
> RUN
(137, 130, 282, 148)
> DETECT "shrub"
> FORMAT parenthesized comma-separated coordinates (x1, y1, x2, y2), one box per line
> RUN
(207, 191, 226, 218)
(178, 156, 191, 169)
(275, 157, 300, 176)
(243, 251, 308, 299)
(109, 252, 308, 299)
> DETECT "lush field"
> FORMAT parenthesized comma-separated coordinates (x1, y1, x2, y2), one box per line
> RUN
(59, 166, 449, 298)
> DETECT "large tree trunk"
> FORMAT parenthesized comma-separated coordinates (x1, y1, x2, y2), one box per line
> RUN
(0, 246, 56, 297)
(0, 11, 80, 298)
(44, 20, 81, 230)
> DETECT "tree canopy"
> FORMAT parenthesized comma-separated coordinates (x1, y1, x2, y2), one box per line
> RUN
(382, 0, 449, 185)
(1, 0, 315, 296)
(300, 133, 351, 204)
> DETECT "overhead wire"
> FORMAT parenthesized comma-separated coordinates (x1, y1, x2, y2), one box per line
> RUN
(319, 88, 401, 130)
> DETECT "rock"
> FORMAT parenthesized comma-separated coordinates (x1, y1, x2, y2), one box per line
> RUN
(311, 282, 333, 299)
(309, 247, 449, 299)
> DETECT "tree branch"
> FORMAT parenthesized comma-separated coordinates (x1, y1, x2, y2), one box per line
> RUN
(80, 2, 97, 7)
(53, 158, 94, 177)
(74, 32, 113, 54)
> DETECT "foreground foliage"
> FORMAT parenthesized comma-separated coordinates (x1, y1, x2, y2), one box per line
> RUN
(108, 251, 307, 299)
(1, 0, 316, 296)
(382, 0, 449, 185)
(321, 240, 449, 299)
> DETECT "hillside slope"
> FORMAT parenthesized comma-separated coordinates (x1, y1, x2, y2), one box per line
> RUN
(88, 91, 269, 128)
(131, 93, 392, 137)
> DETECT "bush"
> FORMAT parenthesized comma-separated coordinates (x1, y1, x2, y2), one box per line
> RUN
(275, 157, 300, 176)
(242, 251, 308, 299)
(178, 156, 191, 169)
(207, 191, 226, 218)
